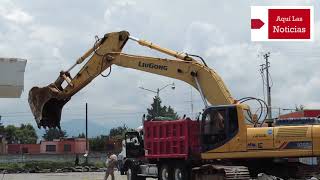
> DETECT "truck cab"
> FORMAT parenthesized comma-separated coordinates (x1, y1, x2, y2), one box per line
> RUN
(125, 131, 145, 159)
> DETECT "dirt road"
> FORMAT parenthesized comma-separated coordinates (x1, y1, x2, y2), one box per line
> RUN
(1, 172, 154, 180)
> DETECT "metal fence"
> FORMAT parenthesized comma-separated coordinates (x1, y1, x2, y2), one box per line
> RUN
(0, 153, 107, 164)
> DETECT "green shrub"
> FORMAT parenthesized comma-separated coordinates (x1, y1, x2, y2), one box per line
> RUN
(94, 161, 105, 168)
(24, 161, 74, 170)
(0, 163, 21, 170)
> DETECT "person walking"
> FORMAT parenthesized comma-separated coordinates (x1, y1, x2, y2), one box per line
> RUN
(74, 154, 79, 166)
(104, 154, 118, 180)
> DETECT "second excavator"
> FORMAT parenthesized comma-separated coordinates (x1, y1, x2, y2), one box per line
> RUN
(29, 31, 320, 179)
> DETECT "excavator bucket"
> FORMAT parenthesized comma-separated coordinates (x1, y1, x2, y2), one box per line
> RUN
(28, 84, 70, 129)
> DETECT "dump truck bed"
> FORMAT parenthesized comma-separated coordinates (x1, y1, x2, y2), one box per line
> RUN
(143, 119, 200, 159)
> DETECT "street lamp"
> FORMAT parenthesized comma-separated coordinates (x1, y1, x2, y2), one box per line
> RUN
(139, 82, 175, 98)
(139, 82, 175, 116)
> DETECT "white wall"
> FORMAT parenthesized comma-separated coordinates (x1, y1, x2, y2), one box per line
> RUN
(0, 58, 27, 98)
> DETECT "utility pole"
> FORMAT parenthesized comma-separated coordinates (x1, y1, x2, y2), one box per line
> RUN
(86, 103, 88, 152)
(260, 52, 272, 120)
(156, 88, 160, 116)
(190, 87, 194, 116)
(265, 53, 272, 120)
(184, 86, 194, 118)
(85, 103, 88, 164)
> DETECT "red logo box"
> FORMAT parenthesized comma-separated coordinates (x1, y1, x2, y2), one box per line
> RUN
(268, 9, 310, 39)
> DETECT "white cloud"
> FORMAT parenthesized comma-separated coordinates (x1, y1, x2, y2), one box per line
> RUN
(184, 21, 225, 53)
(0, 1, 33, 24)
(0, 0, 319, 131)
(28, 26, 65, 46)
(4, 9, 33, 24)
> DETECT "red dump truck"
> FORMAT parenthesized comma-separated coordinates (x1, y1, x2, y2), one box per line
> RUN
(124, 119, 201, 180)
(123, 118, 250, 180)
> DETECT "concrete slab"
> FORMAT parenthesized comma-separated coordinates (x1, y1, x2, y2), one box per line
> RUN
(0, 58, 27, 98)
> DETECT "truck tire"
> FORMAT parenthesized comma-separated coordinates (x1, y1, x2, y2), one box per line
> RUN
(173, 165, 189, 180)
(120, 169, 125, 175)
(127, 167, 146, 180)
(159, 164, 173, 180)
(127, 167, 137, 180)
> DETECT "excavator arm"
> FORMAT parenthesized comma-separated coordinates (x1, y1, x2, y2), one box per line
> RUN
(28, 31, 235, 128)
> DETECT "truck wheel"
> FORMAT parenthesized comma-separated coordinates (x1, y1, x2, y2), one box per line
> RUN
(159, 164, 173, 180)
(120, 170, 125, 175)
(127, 167, 146, 180)
(127, 167, 136, 180)
(174, 165, 189, 180)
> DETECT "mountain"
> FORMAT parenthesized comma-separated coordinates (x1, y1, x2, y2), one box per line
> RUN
(36, 119, 110, 138)
(62, 119, 110, 137)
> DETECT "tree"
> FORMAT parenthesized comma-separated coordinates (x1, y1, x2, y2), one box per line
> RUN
(0, 117, 5, 135)
(109, 124, 128, 139)
(146, 96, 179, 120)
(77, 133, 85, 138)
(2, 124, 38, 144)
(89, 135, 108, 152)
(5, 125, 18, 144)
(295, 104, 305, 111)
(0, 125, 4, 135)
(42, 128, 67, 141)
(89, 125, 133, 152)
(16, 124, 38, 144)
(166, 106, 179, 119)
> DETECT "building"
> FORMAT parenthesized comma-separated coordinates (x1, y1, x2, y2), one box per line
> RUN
(40, 139, 59, 154)
(5, 138, 87, 155)
(40, 138, 87, 154)
(0, 135, 7, 154)
(7, 144, 40, 154)
(279, 109, 320, 119)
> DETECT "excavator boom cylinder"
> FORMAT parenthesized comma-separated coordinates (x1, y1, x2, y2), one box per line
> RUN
(129, 36, 193, 61)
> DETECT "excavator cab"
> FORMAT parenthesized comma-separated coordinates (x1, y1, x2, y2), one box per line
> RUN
(201, 105, 239, 151)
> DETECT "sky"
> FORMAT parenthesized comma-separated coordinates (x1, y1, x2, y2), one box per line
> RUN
(0, 0, 319, 136)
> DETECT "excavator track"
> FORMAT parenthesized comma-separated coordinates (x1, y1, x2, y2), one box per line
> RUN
(291, 163, 319, 179)
(192, 164, 250, 180)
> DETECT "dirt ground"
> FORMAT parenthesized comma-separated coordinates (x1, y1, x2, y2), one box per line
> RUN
(1, 172, 155, 180)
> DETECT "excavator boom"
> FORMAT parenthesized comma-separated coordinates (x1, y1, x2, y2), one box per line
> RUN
(28, 31, 235, 128)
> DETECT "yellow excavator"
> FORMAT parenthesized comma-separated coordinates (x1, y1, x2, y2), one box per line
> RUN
(28, 31, 320, 179)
